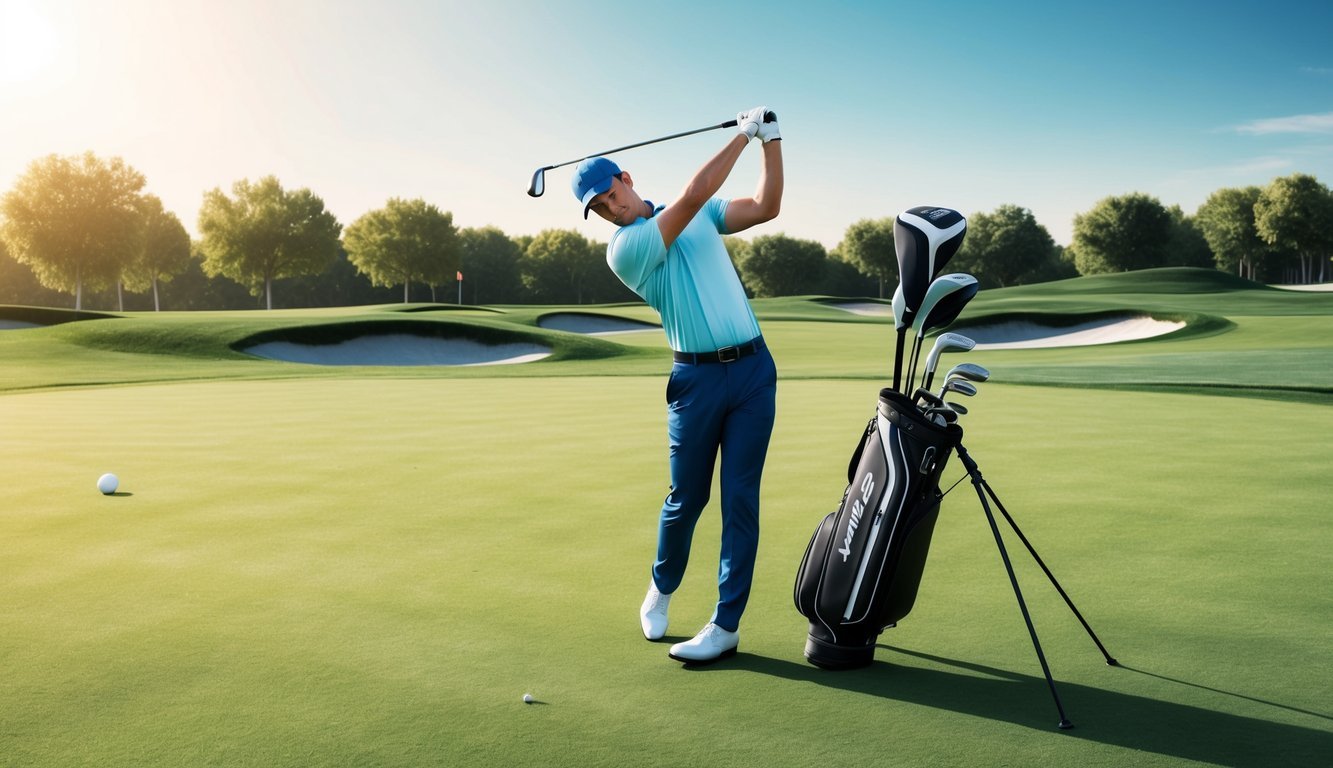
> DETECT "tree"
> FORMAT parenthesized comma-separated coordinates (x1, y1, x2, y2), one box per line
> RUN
(738, 233, 827, 297)
(1194, 187, 1266, 279)
(833, 217, 896, 297)
(1255, 173, 1333, 284)
(952, 205, 1061, 288)
(121, 195, 192, 311)
(456, 226, 525, 304)
(0, 152, 147, 309)
(343, 198, 458, 303)
(1071, 192, 1174, 274)
(197, 176, 343, 309)
(1165, 205, 1215, 269)
(522, 229, 601, 304)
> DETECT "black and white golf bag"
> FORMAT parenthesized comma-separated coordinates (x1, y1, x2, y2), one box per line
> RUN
(794, 387, 962, 669)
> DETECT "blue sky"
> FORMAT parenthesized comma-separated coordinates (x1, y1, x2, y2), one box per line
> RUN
(2, 0, 1330, 249)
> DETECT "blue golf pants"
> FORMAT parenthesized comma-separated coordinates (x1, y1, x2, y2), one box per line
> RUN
(651, 342, 776, 632)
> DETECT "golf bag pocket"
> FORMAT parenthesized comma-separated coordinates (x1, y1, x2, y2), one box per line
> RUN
(794, 389, 960, 667)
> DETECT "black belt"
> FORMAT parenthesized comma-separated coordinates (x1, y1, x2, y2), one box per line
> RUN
(673, 337, 765, 365)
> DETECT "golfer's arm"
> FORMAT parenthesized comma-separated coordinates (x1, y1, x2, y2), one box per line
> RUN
(656, 134, 751, 249)
(724, 139, 782, 234)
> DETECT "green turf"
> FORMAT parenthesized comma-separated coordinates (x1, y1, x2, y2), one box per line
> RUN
(1, 268, 1330, 767)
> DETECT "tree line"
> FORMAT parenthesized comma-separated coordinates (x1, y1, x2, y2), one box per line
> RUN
(2, 151, 1330, 312)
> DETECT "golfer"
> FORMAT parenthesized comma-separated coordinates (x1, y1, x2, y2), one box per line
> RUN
(571, 106, 782, 663)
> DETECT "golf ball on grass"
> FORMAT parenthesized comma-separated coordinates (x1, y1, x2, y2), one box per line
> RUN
(97, 473, 119, 495)
(522, 693, 534, 704)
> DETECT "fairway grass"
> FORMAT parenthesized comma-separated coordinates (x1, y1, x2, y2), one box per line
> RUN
(2, 270, 1331, 766)
(1, 377, 1329, 767)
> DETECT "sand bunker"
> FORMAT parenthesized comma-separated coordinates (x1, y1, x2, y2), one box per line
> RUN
(830, 302, 1183, 348)
(1272, 283, 1333, 292)
(830, 302, 891, 317)
(962, 316, 1185, 350)
(538, 313, 660, 335)
(246, 334, 551, 366)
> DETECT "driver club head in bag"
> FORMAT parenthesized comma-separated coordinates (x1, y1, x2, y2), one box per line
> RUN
(894, 206, 967, 318)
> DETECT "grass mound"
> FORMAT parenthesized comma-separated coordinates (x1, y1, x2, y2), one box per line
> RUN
(1002, 267, 1267, 297)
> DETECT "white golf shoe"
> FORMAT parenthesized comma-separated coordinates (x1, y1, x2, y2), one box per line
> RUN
(640, 583, 671, 640)
(668, 623, 739, 664)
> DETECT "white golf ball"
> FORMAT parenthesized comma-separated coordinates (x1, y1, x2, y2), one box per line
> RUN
(97, 473, 119, 495)
(522, 693, 534, 704)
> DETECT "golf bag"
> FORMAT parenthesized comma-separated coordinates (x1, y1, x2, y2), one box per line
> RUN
(794, 387, 962, 669)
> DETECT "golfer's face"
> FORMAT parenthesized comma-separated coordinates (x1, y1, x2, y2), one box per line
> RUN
(588, 176, 636, 226)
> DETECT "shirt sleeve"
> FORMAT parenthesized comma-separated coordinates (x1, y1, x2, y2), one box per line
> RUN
(707, 197, 730, 233)
(607, 217, 668, 292)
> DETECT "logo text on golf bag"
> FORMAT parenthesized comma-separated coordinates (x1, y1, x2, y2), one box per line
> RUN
(838, 473, 876, 562)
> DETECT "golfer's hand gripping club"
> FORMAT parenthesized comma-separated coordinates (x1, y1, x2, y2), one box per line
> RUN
(736, 106, 768, 139)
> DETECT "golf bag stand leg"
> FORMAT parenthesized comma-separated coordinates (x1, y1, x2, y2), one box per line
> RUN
(966, 451, 1120, 668)
(956, 442, 1078, 730)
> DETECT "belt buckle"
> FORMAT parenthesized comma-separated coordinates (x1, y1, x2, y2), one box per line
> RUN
(717, 345, 740, 363)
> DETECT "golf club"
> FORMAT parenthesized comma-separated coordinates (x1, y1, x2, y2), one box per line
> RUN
(891, 206, 965, 392)
(923, 401, 967, 420)
(926, 407, 957, 426)
(527, 111, 777, 197)
(941, 362, 990, 387)
(912, 388, 945, 408)
(920, 332, 976, 393)
(905, 273, 979, 395)
(892, 284, 909, 391)
(941, 379, 978, 398)
(894, 206, 967, 316)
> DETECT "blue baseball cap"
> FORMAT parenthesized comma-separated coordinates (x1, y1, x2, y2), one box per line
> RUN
(571, 157, 622, 219)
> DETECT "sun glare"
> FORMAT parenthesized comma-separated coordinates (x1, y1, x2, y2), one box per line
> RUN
(0, 0, 59, 84)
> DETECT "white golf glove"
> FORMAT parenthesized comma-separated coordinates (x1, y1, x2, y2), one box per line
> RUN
(736, 106, 767, 140)
(756, 110, 781, 143)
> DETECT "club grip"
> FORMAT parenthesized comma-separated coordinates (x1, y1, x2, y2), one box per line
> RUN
(721, 110, 778, 128)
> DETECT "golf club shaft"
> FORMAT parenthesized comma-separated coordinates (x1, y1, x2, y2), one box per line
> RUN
(893, 330, 906, 391)
(540, 120, 740, 174)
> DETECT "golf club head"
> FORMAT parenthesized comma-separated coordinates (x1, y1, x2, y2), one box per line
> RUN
(894, 206, 967, 315)
(912, 273, 979, 338)
(942, 379, 978, 398)
(892, 283, 911, 331)
(943, 362, 990, 384)
(921, 332, 977, 392)
(945, 401, 968, 415)
(912, 388, 944, 407)
(527, 167, 548, 197)
(928, 407, 958, 425)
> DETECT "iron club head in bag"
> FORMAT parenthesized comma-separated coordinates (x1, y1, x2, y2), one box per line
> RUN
(921, 332, 976, 393)
(905, 274, 979, 394)
(941, 378, 978, 398)
(942, 362, 990, 386)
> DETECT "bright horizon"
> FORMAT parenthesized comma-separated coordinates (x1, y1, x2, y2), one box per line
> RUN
(2, 0, 1330, 250)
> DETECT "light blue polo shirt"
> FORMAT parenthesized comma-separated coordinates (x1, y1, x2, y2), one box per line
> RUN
(606, 198, 762, 354)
